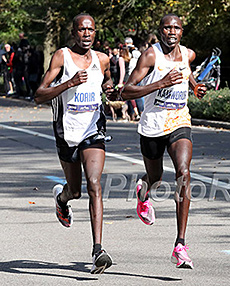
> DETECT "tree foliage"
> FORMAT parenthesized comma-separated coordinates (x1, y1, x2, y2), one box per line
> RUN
(0, 0, 229, 84)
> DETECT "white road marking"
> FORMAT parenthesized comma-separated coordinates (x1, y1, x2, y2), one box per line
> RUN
(1, 123, 230, 189)
(220, 250, 230, 255)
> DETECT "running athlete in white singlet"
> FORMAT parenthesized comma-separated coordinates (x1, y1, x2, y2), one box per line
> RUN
(52, 47, 105, 147)
(122, 14, 206, 269)
(35, 14, 113, 274)
(138, 42, 191, 137)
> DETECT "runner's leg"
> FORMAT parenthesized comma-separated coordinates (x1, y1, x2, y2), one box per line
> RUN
(143, 155, 164, 190)
(167, 138, 192, 242)
(59, 159, 82, 203)
(80, 147, 105, 246)
(168, 138, 193, 268)
(135, 156, 163, 225)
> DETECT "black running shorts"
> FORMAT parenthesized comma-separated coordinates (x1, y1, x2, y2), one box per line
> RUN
(57, 133, 105, 163)
(140, 127, 192, 160)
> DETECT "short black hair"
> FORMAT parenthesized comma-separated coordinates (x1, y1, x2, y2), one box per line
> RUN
(159, 13, 182, 28)
(73, 13, 95, 29)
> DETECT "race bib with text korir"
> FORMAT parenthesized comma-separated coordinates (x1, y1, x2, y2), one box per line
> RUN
(154, 81, 188, 110)
(66, 82, 101, 113)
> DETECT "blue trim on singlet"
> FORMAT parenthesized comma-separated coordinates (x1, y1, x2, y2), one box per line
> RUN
(67, 103, 99, 112)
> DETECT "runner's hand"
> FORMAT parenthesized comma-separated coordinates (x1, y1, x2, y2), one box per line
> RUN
(194, 83, 207, 99)
(69, 70, 88, 87)
(104, 84, 114, 97)
(161, 69, 183, 87)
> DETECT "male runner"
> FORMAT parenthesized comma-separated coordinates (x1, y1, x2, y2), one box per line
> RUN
(35, 13, 113, 274)
(122, 13, 206, 269)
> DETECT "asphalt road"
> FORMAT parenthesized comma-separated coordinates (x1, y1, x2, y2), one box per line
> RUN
(0, 96, 230, 286)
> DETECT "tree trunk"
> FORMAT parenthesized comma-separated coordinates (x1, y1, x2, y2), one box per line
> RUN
(43, 7, 60, 72)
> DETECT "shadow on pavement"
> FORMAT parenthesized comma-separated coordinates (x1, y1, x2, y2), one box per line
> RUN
(105, 270, 182, 281)
(0, 260, 97, 281)
(0, 259, 182, 282)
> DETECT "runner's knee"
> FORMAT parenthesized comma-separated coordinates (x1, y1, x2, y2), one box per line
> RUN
(174, 168, 191, 202)
(176, 168, 190, 184)
(87, 177, 102, 197)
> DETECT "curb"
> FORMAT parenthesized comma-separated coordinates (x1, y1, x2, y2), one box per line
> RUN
(1, 95, 230, 130)
(191, 118, 230, 130)
(0, 95, 50, 108)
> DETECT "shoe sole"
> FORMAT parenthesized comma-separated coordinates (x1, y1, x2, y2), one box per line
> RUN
(91, 263, 108, 274)
(136, 205, 154, 225)
(171, 255, 193, 269)
(91, 253, 112, 274)
(177, 262, 193, 269)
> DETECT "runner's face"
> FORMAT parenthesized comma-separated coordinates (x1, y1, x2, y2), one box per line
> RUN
(74, 16, 95, 50)
(160, 16, 183, 48)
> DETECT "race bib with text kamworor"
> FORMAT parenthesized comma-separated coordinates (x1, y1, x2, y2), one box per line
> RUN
(154, 82, 188, 110)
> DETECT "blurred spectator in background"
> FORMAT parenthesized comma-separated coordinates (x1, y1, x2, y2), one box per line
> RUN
(146, 33, 159, 47)
(12, 44, 25, 98)
(110, 48, 119, 84)
(2, 44, 15, 95)
(93, 40, 103, 52)
(36, 45, 44, 86)
(28, 46, 39, 97)
(27, 45, 44, 98)
(124, 37, 142, 120)
(13, 32, 31, 98)
(19, 32, 29, 50)
(102, 40, 112, 57)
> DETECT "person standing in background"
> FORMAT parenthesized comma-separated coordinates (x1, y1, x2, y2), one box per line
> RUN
(2, 44, 15, 95)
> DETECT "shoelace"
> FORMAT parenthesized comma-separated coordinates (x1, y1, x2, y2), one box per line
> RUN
(177, 244, 189, 252)
(58, 204, 69, 217)
(140, 199, 151, 212)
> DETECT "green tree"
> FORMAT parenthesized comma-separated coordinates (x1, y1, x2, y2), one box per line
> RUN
(0, 0, 229, 86)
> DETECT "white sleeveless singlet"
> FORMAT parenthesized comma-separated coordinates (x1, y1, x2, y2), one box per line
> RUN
(138, 42, 192, 137)
(53, 48, 104, 147)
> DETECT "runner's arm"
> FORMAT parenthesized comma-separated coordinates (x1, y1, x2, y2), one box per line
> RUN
(117, 57, 125, 87)
(34, 49, 87, 104)
(122, 47, 183, 100)
(188, 49, 207, 99)
(98, 52, 114, 96)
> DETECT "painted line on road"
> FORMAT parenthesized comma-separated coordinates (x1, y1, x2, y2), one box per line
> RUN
(1, 123, 230, 189)
(45, 176, 66, 185)
(105, 152, 223, 187)
(220, 250, 230, 255)
(0, 123, 55, 141)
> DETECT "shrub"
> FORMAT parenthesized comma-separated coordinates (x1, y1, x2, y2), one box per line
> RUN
(188, 88, 230, 122)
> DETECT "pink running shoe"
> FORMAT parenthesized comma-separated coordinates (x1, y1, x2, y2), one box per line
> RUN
(136, 179, 155, 225)
(171, 243, 194, 269)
